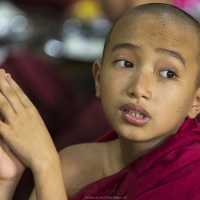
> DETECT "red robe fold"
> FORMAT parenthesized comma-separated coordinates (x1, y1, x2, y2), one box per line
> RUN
(70, 118, 200, 199)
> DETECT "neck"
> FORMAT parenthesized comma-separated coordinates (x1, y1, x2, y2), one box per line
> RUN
(118, 134, 171, 165)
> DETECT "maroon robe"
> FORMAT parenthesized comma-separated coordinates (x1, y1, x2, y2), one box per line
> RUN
(70, 118, 200, 199)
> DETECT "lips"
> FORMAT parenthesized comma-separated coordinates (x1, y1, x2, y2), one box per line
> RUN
(120, 103, 150, 126)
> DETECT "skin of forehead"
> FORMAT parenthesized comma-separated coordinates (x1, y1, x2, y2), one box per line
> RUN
(111, 8, 198, 47)
(103, 4, 200, 56)
(110, 12, 197, 50)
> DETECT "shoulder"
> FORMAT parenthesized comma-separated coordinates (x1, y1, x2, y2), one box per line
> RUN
(59, 141, 114, 197)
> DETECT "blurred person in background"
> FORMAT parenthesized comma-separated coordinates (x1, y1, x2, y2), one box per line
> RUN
(101, 0, 172, 22)
(8, 0, 200, 23)
(100, 0, 200, 23)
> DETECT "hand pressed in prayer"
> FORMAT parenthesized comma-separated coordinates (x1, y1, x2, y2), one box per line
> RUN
(0, 70, 58, 174)
(0, 69, 25, 181)
(0, 137, 25, 181)
(0, 69, 66, 200)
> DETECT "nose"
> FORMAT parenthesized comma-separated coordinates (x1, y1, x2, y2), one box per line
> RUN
(127, 70, 152, 100)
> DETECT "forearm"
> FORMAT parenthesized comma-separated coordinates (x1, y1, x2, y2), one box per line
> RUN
(32, 155, 67, 200)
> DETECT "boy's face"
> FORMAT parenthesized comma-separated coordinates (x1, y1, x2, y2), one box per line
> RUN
(93, 13, 200, 143)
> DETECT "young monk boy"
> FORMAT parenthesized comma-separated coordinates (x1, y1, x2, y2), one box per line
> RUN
(1, 3, 200, 200)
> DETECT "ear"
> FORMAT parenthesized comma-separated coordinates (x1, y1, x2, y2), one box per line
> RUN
(92, 60, 102, 98)
(188, 88, 200, 119)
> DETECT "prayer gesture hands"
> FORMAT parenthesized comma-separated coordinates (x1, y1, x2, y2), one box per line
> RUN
(0, 70, 57, 171)
(0, 69, 66, 200)
(0, 69, 25, 182)
(0, 70, 67, 200)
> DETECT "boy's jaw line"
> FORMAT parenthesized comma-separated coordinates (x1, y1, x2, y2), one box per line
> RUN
(120, 103, 151, 126)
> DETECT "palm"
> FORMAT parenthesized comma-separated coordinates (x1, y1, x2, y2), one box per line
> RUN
(0, 138, 25, 180)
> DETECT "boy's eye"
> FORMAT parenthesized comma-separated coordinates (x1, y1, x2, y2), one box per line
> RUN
(159, 70, 176, 79)
(115, 60, 133, 68)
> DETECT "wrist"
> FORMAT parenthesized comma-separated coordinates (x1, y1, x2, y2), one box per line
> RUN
(32, 157, 67, 200)
(31, 152, 60, 175)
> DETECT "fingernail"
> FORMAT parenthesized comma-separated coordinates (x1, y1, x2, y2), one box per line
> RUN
(6, 73, 11, 78)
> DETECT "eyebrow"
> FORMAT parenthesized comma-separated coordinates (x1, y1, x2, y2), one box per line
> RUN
(112, 43, 142, 52)
(112, 43, 185, 67)
(155, 48, 185, 67)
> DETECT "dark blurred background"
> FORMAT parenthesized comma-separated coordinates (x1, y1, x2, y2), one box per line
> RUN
(0, 0, 199, 199)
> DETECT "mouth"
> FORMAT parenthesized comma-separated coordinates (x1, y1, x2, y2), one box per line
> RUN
(120, 103, 150, 126)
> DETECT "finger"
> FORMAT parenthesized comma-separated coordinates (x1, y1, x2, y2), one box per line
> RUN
(0, 73, 24, 114)
(5, 74, 34, 109)
(0, 136, 11, 154)
(0, 69, 6, 76)
(0, 90, 16, 123)
(0, 70, 7, 122)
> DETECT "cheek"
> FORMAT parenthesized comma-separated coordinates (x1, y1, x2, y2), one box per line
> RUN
(153, 83, 191, 112)
(100, 79, 117, 102)
(100, 74, 123, 115)
(100, 71, 121, 96)
(162, 90, 194, 116)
